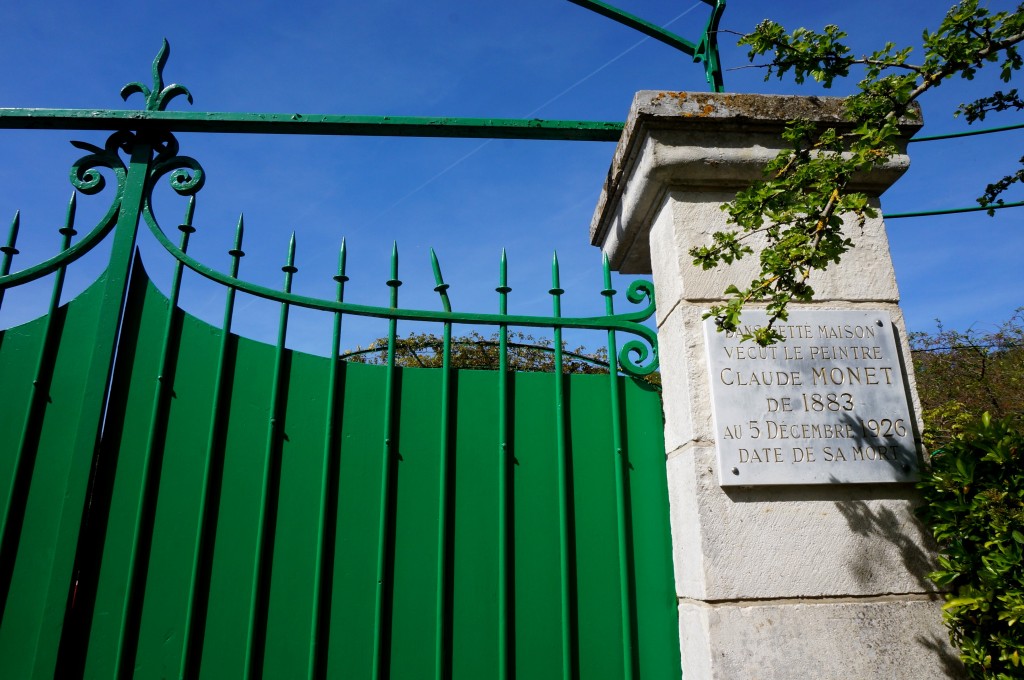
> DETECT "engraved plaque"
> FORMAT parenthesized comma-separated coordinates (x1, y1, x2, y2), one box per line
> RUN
(704, 309, 919, 486)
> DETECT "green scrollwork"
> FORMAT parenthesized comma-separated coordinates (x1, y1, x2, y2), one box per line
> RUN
(147, 132, 205, 196)
(617, 280, 658, 376)
(0, 132, 130, 291)
(120, 39, 194, 112)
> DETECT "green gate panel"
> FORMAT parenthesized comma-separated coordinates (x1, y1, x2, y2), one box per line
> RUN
(325, 360, 388, 679)
(623, 379, 682, 679)
(387, 366, 444, 678)
(2, 261, 678, 679)
(570, 374, 629, 678)
(511, 372, 564, 679)
(261, 346, 331, 676)
(449, 368, 503, 679)
(0, 273, 110, 680)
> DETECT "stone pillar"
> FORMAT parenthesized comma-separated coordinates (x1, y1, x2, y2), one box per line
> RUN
(590, 92, 964, 679)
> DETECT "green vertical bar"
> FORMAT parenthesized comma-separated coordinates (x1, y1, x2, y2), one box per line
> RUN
(372, 243, 401, 680)
(602, 256, 635, 680)
(245, 232, 297, 678)
(549, 252, 573, 680)
(429, 249, 452, 680)
(0, 196, 75, 578)
(308, 238, 347, 679)
(181, 214, 245, 676)
(113, 195, 195, 677)
(496, 250, 510, 680)
(24, 136, 152, 679)
(0, 196, 77, 659)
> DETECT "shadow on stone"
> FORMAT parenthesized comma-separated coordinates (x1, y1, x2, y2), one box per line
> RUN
(916, 630, 967, 678)
(832, 493, 938, 591)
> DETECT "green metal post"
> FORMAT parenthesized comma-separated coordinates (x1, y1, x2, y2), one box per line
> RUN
(372, 243, 401, 680)
(245, 232, 297, 678)
(33, 135, 153, 680)
(549, 253, 574, 680)
(496, 250, 510, 680)
(114, 195, 195, 675)
(309, 238, 347, 679)
(602, 255, 635, 680)
(430, 248, 453, 680)
(181, 214, 246, 676)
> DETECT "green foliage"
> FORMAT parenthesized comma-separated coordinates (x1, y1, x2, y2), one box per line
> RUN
(914, 311, 1024, 676)
(917, 414, 1024, 678)
(912, 308, 1024, 449)
(696, 1, 1024, 344)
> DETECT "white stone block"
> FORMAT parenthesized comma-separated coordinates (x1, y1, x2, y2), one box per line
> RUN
(669, 447, 940, 601)
(652, 193, 901, 306)
(679, 597, 964, 679)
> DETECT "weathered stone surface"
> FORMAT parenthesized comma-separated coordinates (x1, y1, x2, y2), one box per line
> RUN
(679, 597, 964, 680)
(591, 90, 921, 273)
(667, 447, 941, 601)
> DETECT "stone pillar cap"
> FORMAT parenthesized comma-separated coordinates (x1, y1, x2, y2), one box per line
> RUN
(590, 91, 923, 273)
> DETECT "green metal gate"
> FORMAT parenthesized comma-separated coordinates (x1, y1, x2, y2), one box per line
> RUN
(0, 45, 679, 679)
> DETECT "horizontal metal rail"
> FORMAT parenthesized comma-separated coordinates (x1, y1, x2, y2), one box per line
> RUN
(884, 200, 1024, 219)
(0, 109, 624, 141)
(909, 121, 1024, 142)
(568, 0, 702, 56)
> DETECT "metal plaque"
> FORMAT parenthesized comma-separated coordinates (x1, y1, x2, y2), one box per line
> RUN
(704, 309, 919, 486)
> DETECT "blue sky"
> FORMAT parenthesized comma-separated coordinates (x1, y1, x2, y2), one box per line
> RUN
(0, 0, 1021, 355)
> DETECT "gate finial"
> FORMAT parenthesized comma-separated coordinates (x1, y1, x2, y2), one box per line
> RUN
(120, 39, 194, 111)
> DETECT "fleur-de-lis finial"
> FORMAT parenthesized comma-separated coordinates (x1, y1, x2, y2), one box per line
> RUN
(120, 39, 194, 111)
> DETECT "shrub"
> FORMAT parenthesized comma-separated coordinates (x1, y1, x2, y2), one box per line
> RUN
(917, 413, 1024, 678)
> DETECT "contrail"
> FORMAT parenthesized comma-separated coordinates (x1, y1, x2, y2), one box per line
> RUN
(362, 1, 706, 227)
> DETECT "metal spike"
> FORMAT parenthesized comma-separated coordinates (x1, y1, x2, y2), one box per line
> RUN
(549, 250, 565, 302)
(331, 237, 350, 290)
(496, 248, 511, 311)
(430, 247, 451, 312)
(282, 232, 298, 274)
(65, 193, 77, 227)
(182, 195, 196, 228)
(0, 211, 20, 276)
(3, 211, 20, 252)
(386, 241, 401, 303)
(497, 250, 509, 290)
(228, 214, 245, 258)
(176, 195, 197, 242)
(59, 193, 78, 238)
(339, 238, 347, 276)
(429, 248, 444, 287)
